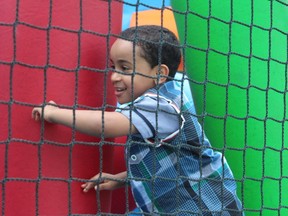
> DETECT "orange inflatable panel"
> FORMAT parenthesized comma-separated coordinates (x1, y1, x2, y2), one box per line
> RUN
(130, 7, 184, 72)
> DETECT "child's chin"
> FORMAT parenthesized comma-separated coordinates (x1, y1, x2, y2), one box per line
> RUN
(116, 98, 127, 105)
(118, 100, 128, 105)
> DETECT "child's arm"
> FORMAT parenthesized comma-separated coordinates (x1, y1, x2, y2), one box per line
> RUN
(81, 171, 127, 192)
(32, 100, 137, 138)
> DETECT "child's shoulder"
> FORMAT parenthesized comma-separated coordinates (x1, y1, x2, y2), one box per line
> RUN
(154, 80, 197, 112)
(155, 81, 186, 103)
(147, 81, 181, 97)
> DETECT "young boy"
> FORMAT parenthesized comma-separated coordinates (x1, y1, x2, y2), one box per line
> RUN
(32, 25, 243, 215)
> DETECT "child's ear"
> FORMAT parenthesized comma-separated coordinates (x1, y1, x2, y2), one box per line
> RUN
(154, 64, 169, 84)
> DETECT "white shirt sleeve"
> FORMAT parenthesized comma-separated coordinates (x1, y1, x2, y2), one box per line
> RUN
(118, 95, 181, 139)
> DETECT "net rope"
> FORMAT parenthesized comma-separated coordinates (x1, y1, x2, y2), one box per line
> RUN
(0, 0, 287, 215)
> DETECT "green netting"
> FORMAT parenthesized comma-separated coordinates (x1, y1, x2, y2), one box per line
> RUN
(171, 0, 287, 215)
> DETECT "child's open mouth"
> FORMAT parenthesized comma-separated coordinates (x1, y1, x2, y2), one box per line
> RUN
(114, 87, 127, 96)
(116, 87, 127, 92)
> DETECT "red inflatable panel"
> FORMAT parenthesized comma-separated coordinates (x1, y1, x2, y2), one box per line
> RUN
(0, 0, 123, 215)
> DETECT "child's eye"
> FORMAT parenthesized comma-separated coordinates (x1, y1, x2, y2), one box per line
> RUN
(122, 65, 129, 71)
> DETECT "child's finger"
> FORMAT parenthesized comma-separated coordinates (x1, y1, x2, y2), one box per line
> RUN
(81, 173, 103, 192)
(82, 182, 95, 192)
(82, 185, 89, 192)
(32, 109, 40, 121)
(35, 112, 40, 121)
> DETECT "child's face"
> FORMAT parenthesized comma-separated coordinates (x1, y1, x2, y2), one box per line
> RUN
(110, 39, 157, 104)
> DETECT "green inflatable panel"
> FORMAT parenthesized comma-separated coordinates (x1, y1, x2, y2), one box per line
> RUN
(171, 1, 287, 215)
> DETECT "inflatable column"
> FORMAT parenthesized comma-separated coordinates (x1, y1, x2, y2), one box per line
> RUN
(0, 1, 122, 215)
(171, 1, 287, 215)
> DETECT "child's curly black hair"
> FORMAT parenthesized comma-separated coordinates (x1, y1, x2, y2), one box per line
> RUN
(120, 25, 182, 81)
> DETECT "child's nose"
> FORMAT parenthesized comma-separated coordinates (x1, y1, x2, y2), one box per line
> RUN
(111, 71, 121, 82)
